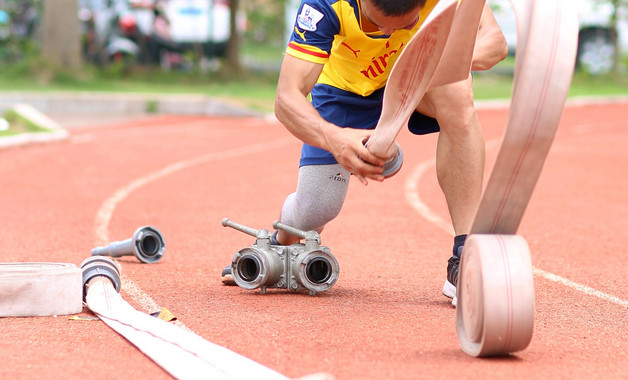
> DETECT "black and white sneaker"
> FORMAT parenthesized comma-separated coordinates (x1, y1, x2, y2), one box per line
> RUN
(443, 255, 459, 307)
(221, 265, 235, 285)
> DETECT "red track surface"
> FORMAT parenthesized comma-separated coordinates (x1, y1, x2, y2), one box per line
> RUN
(1, 102, 626, 379)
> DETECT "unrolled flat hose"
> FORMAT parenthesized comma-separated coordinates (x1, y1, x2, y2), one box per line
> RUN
(81, 256, 331, 380)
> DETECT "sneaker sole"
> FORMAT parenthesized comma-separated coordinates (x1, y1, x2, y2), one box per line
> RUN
(443, 280, 457, 308)
(221, 274, 236, 286)
(442, 280, 456, 298)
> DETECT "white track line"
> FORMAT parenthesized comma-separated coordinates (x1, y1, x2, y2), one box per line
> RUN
(532, 268, 628, 308)
(404, 157, 455, 235)
(405, 137, 628, 308)
(94, 137, 294, 323)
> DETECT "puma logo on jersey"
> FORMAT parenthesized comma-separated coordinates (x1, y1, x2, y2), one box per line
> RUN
(294, 26, 307, 41)
(341, 42, 360, 58)
(360, 42, 404, 79)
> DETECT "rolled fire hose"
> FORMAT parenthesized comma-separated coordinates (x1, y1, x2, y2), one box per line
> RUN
(0, 227, 163, 317)
(0, 263, 82, 317)
(1, 230, 330, 378)
(456, 235, 535, 356)
(0, 257, 329, 378)
(364, 0, 578, 357)
(455, 0, 579, 357)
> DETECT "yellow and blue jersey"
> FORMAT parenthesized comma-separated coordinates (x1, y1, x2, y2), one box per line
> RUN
(286, 0, 439, 97)
(286, 0, 442, 166)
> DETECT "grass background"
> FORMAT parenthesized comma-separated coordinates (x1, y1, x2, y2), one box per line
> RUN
(0, 107, 53, 137)
(1, 54, 627, 115)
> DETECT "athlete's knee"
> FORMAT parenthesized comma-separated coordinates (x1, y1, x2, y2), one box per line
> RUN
(281, 164, 349, 232)
(280, 188, 345, 232)
(424, 77, 477, 134)
(290, 194, 344, 232)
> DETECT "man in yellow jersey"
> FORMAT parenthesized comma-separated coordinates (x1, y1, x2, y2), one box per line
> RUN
(223, 0, 507, 307)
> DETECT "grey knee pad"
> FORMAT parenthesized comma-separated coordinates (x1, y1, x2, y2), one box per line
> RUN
(281, 164, 350, 232)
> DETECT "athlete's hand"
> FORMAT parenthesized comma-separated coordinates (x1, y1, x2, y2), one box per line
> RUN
(323, 127, 387, 185)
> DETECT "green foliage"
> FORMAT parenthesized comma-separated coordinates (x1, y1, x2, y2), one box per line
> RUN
(0, 56, 279, 98)
(0, 29, 38, 64)
(145, 99, 159, 114)
(0, 0, 41, 61)
(1, 107, 51, 137)
(569, 70, 628, 96)
(242, 0, 289, 49)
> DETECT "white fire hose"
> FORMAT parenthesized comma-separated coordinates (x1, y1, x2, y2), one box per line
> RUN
(81, 256, 298, 380)
(1, 257, 330, 380)
(0, 262, 82, 317)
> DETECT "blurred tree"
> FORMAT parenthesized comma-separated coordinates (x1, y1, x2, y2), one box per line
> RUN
(1, 0, 40, 63)
(596, 0, 628, 73)
(226, 0, 240, 70)
(243, 0, 289, 48)
(608, 0, 627, 73)
(41, 0, 82, 68)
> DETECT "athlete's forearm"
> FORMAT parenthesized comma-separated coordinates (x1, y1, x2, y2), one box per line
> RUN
(274, 87, 336, 152)
(274, 54, 336, 151)
(275, 90, 378, 168)
(274, 54, 386, 183)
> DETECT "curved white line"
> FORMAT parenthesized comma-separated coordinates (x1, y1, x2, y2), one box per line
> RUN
(533, 268, 628, 308)
(404, 157, 455, 235)
(405, 138, 628, 308)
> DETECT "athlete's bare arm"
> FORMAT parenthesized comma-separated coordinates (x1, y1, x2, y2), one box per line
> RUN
(274, 54, 386, 185)
(471, 3, 508, 71)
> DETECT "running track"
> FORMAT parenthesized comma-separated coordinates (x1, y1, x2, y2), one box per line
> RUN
(1, 101, 626, 379)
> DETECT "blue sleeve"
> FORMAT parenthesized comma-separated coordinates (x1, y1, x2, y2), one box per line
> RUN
(289, 0, 341, 54)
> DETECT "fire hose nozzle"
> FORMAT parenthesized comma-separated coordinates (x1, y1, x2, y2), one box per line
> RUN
(91, 226, 165, 263)
(80, 256, 121, 300)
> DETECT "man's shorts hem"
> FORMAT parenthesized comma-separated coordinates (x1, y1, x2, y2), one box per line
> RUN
(408, 112, 440, 135)
(299, 157, 339, 167)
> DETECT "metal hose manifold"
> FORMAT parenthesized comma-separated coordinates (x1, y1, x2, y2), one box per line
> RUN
(223, 218, 339, 295)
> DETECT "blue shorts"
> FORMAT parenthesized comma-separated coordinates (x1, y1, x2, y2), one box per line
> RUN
(300, 84, 440, 166)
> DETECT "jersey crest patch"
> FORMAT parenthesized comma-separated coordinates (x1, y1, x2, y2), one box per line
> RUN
(297, 4, 324, 32)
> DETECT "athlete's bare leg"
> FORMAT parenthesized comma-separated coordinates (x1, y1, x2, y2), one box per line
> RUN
(418, 75, 485, 235)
